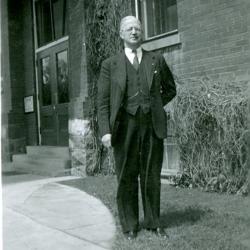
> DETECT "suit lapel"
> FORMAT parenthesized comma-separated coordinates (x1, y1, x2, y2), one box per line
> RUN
(142, 50, 157, 90)
(111, 52, 127, 92)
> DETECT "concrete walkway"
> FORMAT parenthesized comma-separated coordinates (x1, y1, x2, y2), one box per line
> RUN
(2, 174, 116, 250)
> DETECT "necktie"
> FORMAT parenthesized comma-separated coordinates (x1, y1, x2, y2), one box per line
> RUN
(132, 49, 139, 70)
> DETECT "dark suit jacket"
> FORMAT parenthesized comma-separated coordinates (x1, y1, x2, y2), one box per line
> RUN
(98, 50, 176, 145)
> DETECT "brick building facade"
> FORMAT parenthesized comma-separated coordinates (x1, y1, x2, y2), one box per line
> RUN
(1, 0, 249, 176)
(166, 0, 250, 82)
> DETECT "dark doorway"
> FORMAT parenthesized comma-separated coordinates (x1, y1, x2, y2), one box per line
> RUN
(37, 40, 69, 145)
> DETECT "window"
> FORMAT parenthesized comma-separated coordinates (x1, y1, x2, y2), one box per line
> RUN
(41, 56, 52, 106)
(56, 50, 69, 103)
(134, 0, 178, 40)
(35, 0, 68, 47)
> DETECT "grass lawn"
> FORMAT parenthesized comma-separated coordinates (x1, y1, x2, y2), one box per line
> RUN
(60, 175, 250, 250)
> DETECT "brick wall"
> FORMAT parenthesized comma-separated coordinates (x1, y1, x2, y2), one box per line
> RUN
(22, 1, 38, 145)
(1, 0, 11, 162)
(164, 0, 250, 82)
(68, 0, 88, 104)
(7, 0, 27, 157)
(2, 0, 37, 162)
(147, 0, 250, 175)
(68, 0, 95, 176)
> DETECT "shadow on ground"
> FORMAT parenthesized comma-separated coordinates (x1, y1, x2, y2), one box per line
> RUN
(161, 205, 212, 228)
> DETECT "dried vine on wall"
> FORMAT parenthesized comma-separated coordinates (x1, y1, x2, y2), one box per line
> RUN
(85, 0, 132, 174)
(170, 78, 249, 194)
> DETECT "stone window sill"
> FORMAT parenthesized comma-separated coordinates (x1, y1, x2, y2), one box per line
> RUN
(142, 30, 180, 51)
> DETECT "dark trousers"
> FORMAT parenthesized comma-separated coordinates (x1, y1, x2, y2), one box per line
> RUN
(113, 108, 164, 233)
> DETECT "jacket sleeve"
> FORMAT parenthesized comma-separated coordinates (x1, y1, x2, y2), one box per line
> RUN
(159, 55, 176, 106)
(97, 59, 111, 138)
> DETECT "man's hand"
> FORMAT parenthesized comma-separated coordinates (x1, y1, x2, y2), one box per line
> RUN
(101, 134, 112, 148)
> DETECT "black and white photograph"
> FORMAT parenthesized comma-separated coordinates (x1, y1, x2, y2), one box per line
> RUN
(1, 0, 250, 249)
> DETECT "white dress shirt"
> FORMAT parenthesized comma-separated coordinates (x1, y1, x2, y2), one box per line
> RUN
(124, 47, 143, 64)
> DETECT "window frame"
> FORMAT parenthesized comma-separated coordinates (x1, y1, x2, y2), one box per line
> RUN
(134, 0, 180, 50)
(34, 0, 68, 48)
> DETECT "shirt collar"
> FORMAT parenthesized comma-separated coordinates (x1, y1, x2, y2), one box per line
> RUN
(125, 47, 142, 55)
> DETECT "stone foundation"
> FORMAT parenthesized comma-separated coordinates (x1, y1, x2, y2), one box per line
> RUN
(69, 118, 97, 177)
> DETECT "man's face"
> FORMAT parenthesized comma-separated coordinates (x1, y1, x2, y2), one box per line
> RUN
(120, 18, 142, 48)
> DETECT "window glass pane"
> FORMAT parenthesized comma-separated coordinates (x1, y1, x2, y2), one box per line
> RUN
(164, 0, 178, 32)
(36, 0, 68, 47)
(139, 0, 177, 39)
(56, 50, 69, 103)
(131, 0, 136, 16)
(35, 0, 53, 46)
(52, 0, 65, 39)
(41, 57, 52, 106)
(63, 0, 68, 36)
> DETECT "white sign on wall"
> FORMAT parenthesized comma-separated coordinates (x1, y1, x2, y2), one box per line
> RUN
(24, 95, 34, 113)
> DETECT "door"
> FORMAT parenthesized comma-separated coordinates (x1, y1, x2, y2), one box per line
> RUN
(37, 40, 69, 146)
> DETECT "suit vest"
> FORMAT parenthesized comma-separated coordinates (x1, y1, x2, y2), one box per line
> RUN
(123, 56, 150, 115)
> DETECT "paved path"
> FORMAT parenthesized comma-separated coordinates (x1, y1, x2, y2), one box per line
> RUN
(2, 174, 116, 250)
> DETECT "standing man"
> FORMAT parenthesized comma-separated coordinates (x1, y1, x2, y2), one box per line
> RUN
(98, 16, 176, 240)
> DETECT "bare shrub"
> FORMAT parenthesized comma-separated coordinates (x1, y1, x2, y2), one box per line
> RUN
(170, 77, 249, 193)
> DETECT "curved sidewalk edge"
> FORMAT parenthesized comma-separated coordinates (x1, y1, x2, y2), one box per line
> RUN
(3, 175, 116, 250)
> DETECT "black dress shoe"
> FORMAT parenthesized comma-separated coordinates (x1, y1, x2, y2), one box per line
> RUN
(124, 230, 137, 240)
